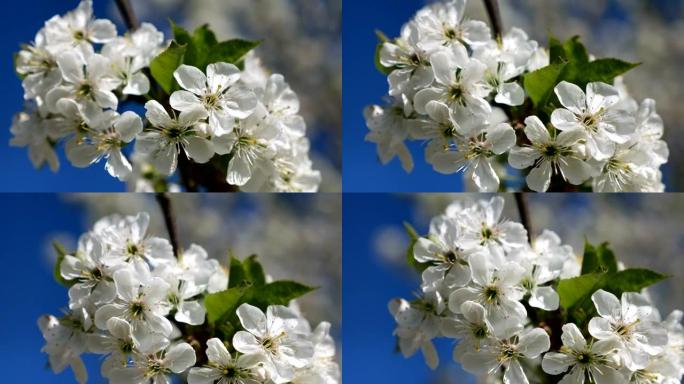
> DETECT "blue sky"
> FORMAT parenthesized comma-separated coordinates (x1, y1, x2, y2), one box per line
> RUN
(342, 0, 467, 192)
(0, 194, 107, 382)
(343, 194, 475, 383)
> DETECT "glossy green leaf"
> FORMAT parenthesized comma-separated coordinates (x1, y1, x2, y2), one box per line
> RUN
(149, 40, 187, 93)
(523, 63, 567, 107)
(581, 241, 618, 274)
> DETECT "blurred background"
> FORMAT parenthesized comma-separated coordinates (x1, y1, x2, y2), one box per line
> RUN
(343, 193, 684, 383)
(0, 193, 340, 383)
(343, 0, 682, 191)
(0, 0, 341, 191)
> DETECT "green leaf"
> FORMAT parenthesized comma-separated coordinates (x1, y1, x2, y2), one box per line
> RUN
(204, 285, 251, 324)
(549, 35, 589, 65)
(602, 268, 669, 295)
(207, 39, 261, 68)
(204, 280, 315, 325)
(571, 58, 640, 86)
(523, 63, 567, 107)
(150, 40, 187, 93)
(169, 19, 259, 69)
(557, 272, 605, 309)
(246, 281, 316, 309)
(170, 20, 192, 46)
(228, 255, 265, 288)
(559, 267, 669, 325)
(581, 241, 618, 275)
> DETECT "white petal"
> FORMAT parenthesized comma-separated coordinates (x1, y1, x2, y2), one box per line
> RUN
(504, 359, 529, 384)
(183, 136, 214, 164)
(122, 72, 150, 95)
(65, 140, 100, 168)
(488, 123, 516, 154)
(232, 331, 261, 354)
(206, 62, 240, 92)
(448, 287, 479, 313)
(205, 338, 231, 366)
(236, 303, 267, 336)
(221, 86, 257, 119)
(105, 150, 132, 181)
(591, 366, 625, 384)
(187, 367, 222, 384)
(165, 343, 196, 373)
(495, 82, 525, 106)
(421, 341, 439, 370)
(115, 111, 143, 142)
(413, 88, 443, 115)
(560, 323, 587, 350)
(107, 317, 133, 340)
(169, 90, 203, 112)
(551, 109, 583, 131)
(541, 352, 574, 375)
(591, 290, 620, 320)
(554, 81, 586, 115)
(430, 51, 457, 85)
(586, 82, 619, 114)
(588, 317, 615, 340)
(57, 51, 85, 84)
(226, 152, 253, 186)
(94, 304, 126, 330)
(518, 328, 550, 358)
(471, 157, 499, 192)
(460, 301, 486, 324)
(559, 158, 591, 185)
(89, 19, 117, 43)
(175, 301, 206, 325)
(174, 65, 207, 94)
(529, 286, 559, 311)
(524, 115, 551, 144)
(145, 100, 173, 127)
(526, 161, 552, 192)
(508, 146, 539, 169)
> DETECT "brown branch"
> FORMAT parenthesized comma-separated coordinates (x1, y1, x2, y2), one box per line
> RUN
(483, 0, 503, 39)
(514, 193, 533, 240)
(155, 193, 181, 257)
(114, 0, 139, 31)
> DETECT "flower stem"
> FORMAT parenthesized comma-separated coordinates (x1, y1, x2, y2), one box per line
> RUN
(155, 193, 181, 257)
(483, 0, 503, 39)
(114, 0, 139, 31)
(514, 192, 533, 240)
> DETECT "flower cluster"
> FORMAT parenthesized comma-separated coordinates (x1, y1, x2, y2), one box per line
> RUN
(11, 0, 320, 192)
(389, 197, 683, 383)
(365, 0, 668, 192)
(39, 212, 339, 384)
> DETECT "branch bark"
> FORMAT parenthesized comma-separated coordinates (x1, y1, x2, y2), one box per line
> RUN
(114, 0, 139, 31)
(514, 193, 533, 240)
(155, 193, 181, 257)
(483, 0, 503, 39)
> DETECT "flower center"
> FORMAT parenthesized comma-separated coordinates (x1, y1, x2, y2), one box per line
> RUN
(73, 30, 86, 41)
(77, 82, 93, 97)
(473, 325, 488, 339)
(484, 285, 500, 304)
(129, 300, 147, 320)
(119, 339, 135, 354)
(202, 93, 221, 109)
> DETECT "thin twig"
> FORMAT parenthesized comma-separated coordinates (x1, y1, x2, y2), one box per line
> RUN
(483, 0, 503, 39)
(114, 0, 139, 31)
(514, 193, 533, 240)
(155, 193, 181, 257)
